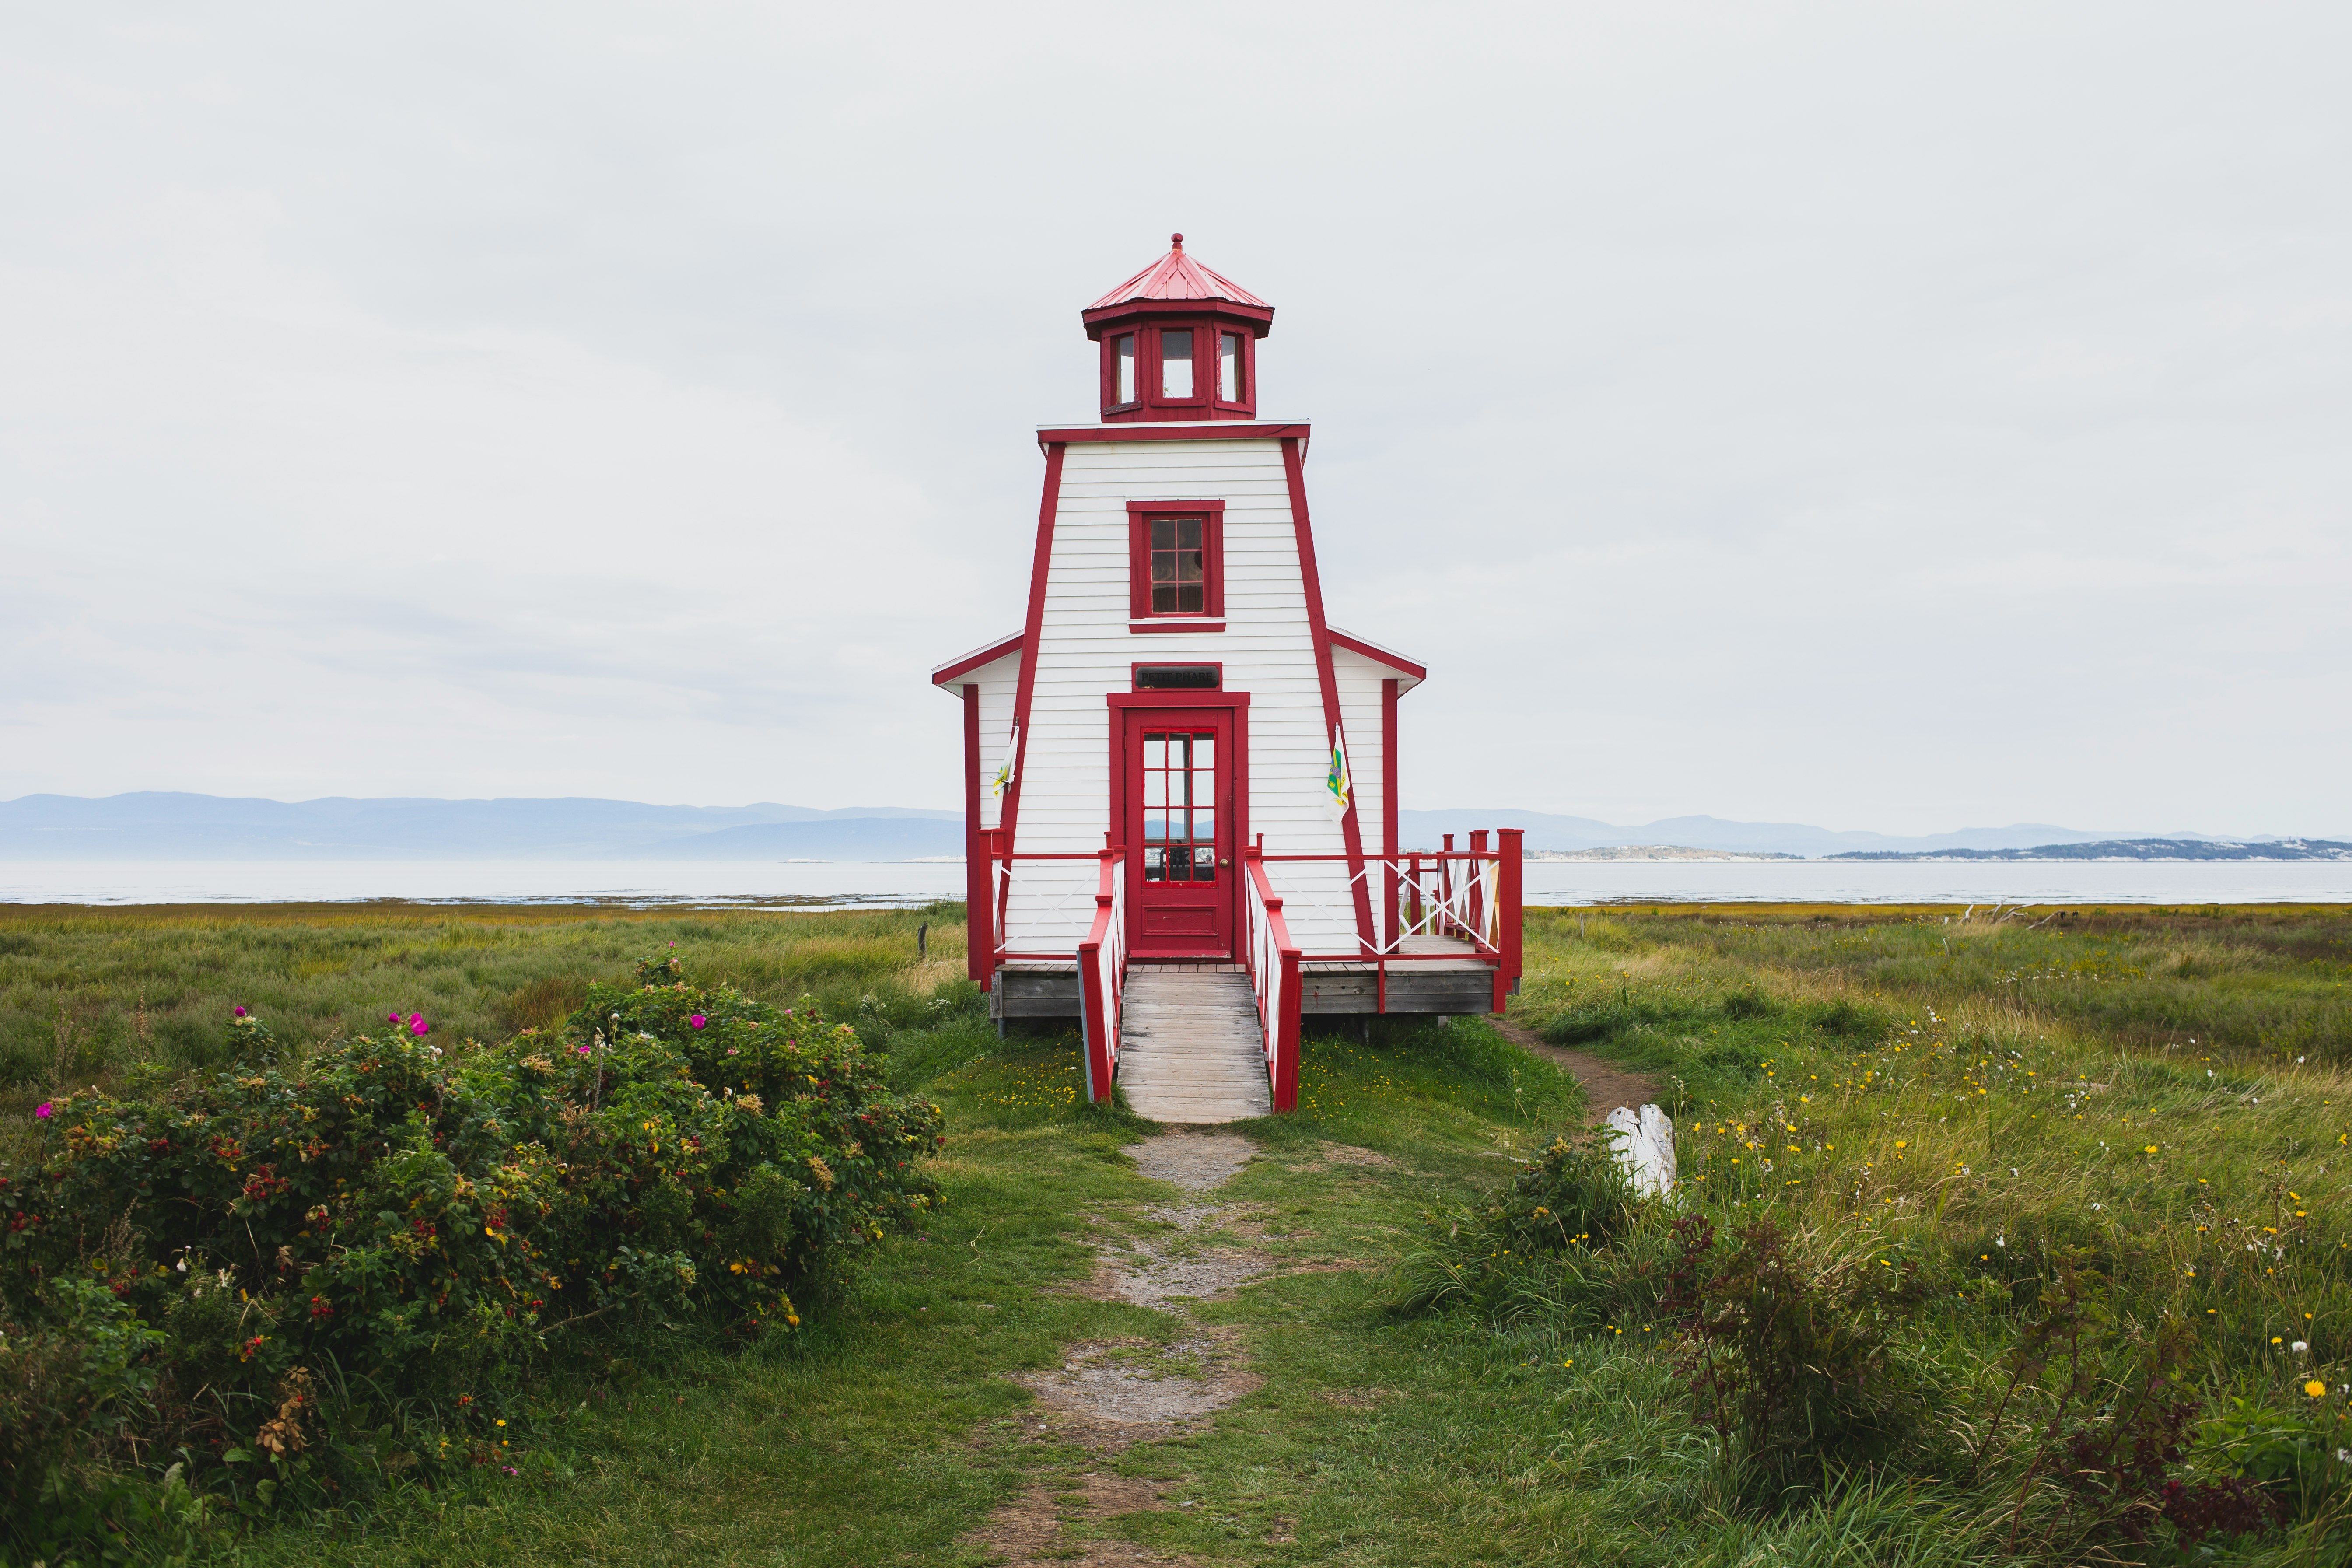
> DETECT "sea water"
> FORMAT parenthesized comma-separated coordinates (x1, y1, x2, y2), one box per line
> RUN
(0, 858, 2345, 907)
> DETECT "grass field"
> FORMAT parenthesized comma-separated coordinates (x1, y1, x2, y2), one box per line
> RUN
(5, 899, 2349, 1564)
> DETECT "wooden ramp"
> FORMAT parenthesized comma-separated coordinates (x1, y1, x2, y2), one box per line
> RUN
(1115, 963, 1272, 1124)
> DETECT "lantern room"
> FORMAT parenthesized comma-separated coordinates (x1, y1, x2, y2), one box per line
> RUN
(1082, 233, 1273, 422)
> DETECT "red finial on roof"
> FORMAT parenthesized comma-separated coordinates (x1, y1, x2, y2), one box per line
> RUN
(1172, 232, 1184, 250)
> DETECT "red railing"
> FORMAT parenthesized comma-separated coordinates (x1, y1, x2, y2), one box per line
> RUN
(1257, 827, 1523, 1012)
(1241, 845, 1303, 1112)
(1076, 846, 1126, 1103)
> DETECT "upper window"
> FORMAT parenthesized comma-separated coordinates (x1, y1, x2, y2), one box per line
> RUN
(1218, 332, 1242, 402)
(1127, 500, 1225, 623)
(1149, 517, 1205, 613)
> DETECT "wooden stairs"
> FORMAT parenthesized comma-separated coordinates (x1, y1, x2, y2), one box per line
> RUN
(1113, 962, 1271, 1124)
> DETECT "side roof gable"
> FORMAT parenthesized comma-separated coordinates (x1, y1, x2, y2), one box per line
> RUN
(931, 631, 1025, 689)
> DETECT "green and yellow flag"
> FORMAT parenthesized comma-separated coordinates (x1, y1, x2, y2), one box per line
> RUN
(1324, 727, 1352, 821)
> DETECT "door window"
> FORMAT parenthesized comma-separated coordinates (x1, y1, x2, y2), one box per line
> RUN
(1141, 730, 1217, 883)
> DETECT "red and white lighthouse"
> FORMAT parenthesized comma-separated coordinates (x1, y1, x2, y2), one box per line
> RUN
(932, 236, 1520, 1114)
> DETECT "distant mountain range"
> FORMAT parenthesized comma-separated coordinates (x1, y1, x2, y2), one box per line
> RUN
(0, 794, 2338, 862)
(0, 793, 962, 861)
(1829, 838, 2352, 863)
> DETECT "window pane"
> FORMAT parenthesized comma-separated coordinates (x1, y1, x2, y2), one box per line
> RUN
(1176, 549, 1202, 583)
(1116, 336, 1136, 403)
(1144, 772, 1166, 808)
(1161, 329, 1194, 396)
(1144, 847, 1165, 882)
(1193, 807, 1214, 841)
(1144, 736, 1166, 768)
(1145, 810, 1170, 843)
(1152, 584, 1179, 612)
(1152, 554, 1175, 584)
(1177, 518, 1200, 549)
(1152, 518, 1174, 549)
(1193, 847, 1217, 881)
(1219, 333, 1240, 400)
(1192, 735, 1214, 769)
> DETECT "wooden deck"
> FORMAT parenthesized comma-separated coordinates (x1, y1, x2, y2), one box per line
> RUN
(991, 935, 1498, 1022)
(1112, 965, 1271, 1124)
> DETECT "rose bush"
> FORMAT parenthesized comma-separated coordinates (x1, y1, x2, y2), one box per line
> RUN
(0, 955, 942, 1552)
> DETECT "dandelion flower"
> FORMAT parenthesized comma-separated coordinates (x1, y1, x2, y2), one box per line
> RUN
(2295, 1341, 2310, 1353)
(2308, 1380, 2329, 1399)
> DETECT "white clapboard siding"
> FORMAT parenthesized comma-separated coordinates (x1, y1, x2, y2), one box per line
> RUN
(1010, 436, 1360, 953)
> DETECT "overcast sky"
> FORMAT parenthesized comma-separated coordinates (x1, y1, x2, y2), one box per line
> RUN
(3, 4, 2346, 836)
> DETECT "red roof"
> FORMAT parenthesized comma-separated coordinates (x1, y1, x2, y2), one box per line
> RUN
(1088, 234, 1270, 312)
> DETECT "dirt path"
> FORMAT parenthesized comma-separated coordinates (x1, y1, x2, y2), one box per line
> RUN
(961, 1132, 1270, 1567)
(1488, 1017, 1660, 1118)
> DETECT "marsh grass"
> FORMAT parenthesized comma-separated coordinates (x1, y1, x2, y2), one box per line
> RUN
(0, 901, 966, 1120)
(15, 898, 2352, 1565)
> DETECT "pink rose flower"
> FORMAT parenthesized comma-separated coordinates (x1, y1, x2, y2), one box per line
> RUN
(35, 1102, 54, 1120)
(690, 1014, 707, 1029)
(411, 1019, 430, 1036)
(234, 1005, 248, 1018)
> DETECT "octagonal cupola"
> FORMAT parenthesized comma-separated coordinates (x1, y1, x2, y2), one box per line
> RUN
(1083, 234, 1273, 422)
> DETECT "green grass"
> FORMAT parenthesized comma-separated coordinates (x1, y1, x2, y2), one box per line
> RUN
(12, 900, 2351, 1564)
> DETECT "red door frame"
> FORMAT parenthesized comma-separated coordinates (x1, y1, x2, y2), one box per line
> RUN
(1106, 691, 1250, 959)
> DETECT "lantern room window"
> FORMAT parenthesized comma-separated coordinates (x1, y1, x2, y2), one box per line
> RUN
(1126, 499, 1225, 623)
(1160, 330, 1194, 398)
(1113, 334, 1136, 405)
(1218, 332, 1241, 401)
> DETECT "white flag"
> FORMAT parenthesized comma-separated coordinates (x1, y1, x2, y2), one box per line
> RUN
(992, 727, 1019, 801)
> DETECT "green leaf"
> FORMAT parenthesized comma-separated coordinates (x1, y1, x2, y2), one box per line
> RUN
(221, 1447, 253, 1464)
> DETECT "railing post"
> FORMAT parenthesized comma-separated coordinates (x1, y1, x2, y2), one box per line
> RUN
(989, 829, 1012, 972)
(1273, 947, 1303, 1113)
(1495, 828, 1522, 1014)
(1469, 830, 1488, 946)
(975, 829, 1001, 990)
(1441, 834, 1456, 938)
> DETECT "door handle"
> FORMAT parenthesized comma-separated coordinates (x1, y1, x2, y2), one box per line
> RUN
(1219, 858, 1230, 866)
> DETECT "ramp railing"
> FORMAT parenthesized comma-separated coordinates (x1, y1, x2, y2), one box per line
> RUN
(1076, 844, 1127, 1103)
(1241, 844, 1304, 1112)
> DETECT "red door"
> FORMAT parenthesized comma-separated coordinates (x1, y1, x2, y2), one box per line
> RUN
(1124, 709, 1235, 957)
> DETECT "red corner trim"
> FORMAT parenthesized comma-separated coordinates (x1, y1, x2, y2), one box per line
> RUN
(931, 631, 1026, 686)
(962, 683, 988, 984)
(1281, 434, 1376, 953)
(1326, 627, 1427, 683)
(999, 442, 1067, 857)
(1382, 676, 1400, 951)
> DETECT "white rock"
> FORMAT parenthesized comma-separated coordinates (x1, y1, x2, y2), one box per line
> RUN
(1605, 1103, 1678, 1198)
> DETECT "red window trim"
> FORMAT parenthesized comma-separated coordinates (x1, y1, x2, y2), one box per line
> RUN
(1127, 499, 1225, 622)
(1212, 327, 1251, 414)
(1101, 330, 1141, 414)
(1128, 620, 1225, 634)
